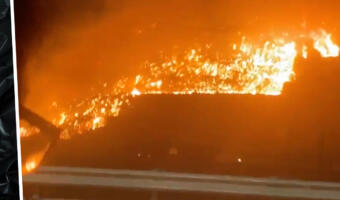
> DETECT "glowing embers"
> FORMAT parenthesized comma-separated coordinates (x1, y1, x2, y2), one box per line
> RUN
(21, 29, 339, 140)
(20, 119, 40, 138)
(54, 38, 300, 138)
(136, 39, 297, 96)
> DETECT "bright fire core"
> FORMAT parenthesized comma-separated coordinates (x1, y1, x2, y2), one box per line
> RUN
(21, 29, 339, 140)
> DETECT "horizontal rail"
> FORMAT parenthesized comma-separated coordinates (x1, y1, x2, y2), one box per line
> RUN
(23, 166, 340, 200)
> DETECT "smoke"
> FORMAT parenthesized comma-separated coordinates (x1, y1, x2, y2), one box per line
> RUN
(14, 0, 340, 121)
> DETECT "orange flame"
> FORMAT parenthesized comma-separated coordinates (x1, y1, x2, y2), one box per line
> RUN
(19, 119, 40, 138)
(312, 30, 339, 57)
(20, 29, 339, 140)
(22, 143, 50, 175)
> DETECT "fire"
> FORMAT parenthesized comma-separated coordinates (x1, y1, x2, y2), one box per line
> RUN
(25, 160, 37, 172)
(312, 30, 339, 57)
(302, 45, 308, 59)
(133, 40, 297, 96)
(20, 29, 339, 140)
(92, 116, 105, 130)
(19, 119, 40, 138)
(131, 88, 141, 96)
(22, 143, 51, 175)
(58, 112, 67, 125)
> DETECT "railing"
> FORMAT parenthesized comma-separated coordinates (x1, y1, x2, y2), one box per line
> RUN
(23, 166, 340, 200)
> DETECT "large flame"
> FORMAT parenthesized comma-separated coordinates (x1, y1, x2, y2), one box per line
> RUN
(20, 29, 339, 140)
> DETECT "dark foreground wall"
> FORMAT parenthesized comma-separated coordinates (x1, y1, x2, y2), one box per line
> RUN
(0, 0, 19, 199)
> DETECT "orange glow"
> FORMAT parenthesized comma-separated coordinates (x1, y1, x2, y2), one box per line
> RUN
(25, 160, 37, 172)
(302, 45, 308, 59)
(20, 29, 339, 140)
(131, 88, 141, 96)
(312, 30, 339, 57)
(44, 29, 339, 139)
(19, 119, 40, 138)
(58, 112, 67, 125)
(92, 116, 105, 130)
(22, 143, 50, 175)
